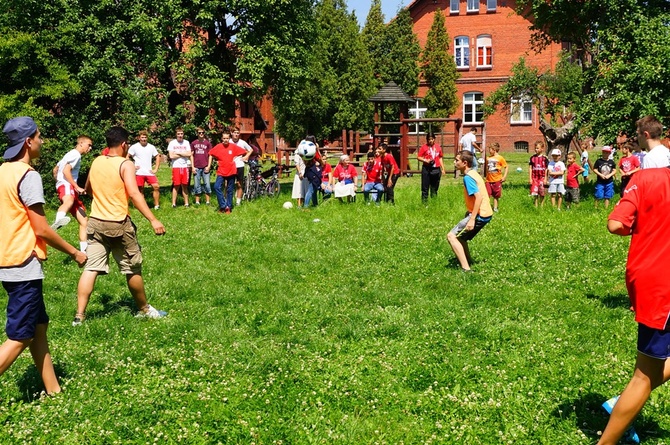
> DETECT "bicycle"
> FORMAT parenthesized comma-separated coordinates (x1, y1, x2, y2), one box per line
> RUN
(243, 161, 282, 201)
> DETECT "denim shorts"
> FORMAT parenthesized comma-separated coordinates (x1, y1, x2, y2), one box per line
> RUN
(638, 323, 670, 359)
(3, 280, 48, 340)
(595, 182, 614, 199)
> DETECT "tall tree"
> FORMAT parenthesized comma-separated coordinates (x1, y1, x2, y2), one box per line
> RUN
(419, 9, 459, 119)
(383, 8, 421, 97)
(361, 0, 387, 89)
(274, 0, 376, 143)
(514, 0, 670, 140)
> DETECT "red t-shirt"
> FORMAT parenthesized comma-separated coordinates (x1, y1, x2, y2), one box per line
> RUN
(363, 158, 383, 183)
(529, 154, 549, 180)
(566, 163, 581, 188)
(321, 163, 332, 183)
(383, 153, 400, 175)
(608, 168, 670, 329)
(619, 155, 640, 175)
(209, 142, 246, 177)
(333, 164, 357, 184)
(418, 144, 443, 168)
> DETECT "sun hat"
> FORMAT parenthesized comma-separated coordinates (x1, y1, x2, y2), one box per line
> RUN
(3, 117, 37, 160)
(550, 148, 561, 156)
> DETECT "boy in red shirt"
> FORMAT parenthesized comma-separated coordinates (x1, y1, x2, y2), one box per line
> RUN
(618, 142, 640, 197)
(564, 152, 584, 209)
(362, 149, 384, 204)
(528, 141, 549, 207)
(598, 164, 670, 444)
(208, 131, 250, 214)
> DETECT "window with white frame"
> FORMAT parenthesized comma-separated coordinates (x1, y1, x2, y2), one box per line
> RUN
(463, 92, 484, 124)
(477, 35, 492, 68)
(409, 99, 427, 134)
(450, 0, 460, 13)
(487, 0, 497, 11)
(467, 0, 479, 12)
(511, 96, 533, 123)
(454, 36, 470, 69)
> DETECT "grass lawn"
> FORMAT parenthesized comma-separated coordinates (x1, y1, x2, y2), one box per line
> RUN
(0, 153, 667, 444)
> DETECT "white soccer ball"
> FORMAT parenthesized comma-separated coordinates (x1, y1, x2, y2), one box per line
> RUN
(283, 201, 294, 209)
(296, 140, 317, 160)
(516, 167, 523, 172)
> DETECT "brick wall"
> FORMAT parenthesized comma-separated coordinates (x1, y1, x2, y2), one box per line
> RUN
(410, 0, 562, 153)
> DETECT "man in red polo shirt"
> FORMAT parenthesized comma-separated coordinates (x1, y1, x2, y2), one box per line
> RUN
(208, 130, 250, 214)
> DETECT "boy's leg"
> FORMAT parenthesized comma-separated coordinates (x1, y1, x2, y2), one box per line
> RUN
(126, 273, 150, 312)
(447, 232, 470, 270)
(56, 195, 75, 220)
(76, 270, 99, 318)
(152, 183, 160, 208)
(214, 175, 225, 210)
(181, 184, 189, 206)
(557, 194, 563, 210)
(0, 338, 30, 376)
(598, 352, 670, 445)
(171, 184, 178, 206)
(28, 323, 60, 394)
(75, 209, 88, 251)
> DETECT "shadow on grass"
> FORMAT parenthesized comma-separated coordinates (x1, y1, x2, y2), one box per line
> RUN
(554, 392, 667, 443)
(15, 362, 70, 403)
(86, 293, 136, 319)
(585, 292, 630, 309)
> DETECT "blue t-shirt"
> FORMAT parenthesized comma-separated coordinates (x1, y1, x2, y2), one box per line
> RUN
(463, 175, 479, 196)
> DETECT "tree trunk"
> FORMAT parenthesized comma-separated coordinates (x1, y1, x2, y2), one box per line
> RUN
(539, 118, 575, 155)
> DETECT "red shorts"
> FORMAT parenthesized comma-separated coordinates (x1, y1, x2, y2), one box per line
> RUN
(57, 184, 87, 217)
(486, 181, 502, 199)
(136, 175, 159, 187)
(172, 168, 189, 186)
(530, 178, 547, 196)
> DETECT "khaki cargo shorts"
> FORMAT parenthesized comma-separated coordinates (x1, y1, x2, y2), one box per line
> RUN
(85, 217, 143, 275)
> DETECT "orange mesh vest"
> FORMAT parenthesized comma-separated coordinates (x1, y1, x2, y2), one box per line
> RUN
(0, 162, 47, 267)
(464, 169, 493, 218)
(89, 156, 129, 221)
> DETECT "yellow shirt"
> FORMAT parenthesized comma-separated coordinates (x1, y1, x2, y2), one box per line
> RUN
(89, 156, 129, 222)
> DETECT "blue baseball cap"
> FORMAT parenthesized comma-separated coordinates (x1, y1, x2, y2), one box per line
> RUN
(3, 117, 38, 160)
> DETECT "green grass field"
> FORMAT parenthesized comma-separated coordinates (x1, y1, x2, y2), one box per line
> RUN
(1, 153, 666, 444)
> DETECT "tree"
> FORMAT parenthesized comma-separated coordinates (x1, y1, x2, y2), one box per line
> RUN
(383, 8, 421, 97)
(0, 0, 314, 185)
(274, 0, 376, 143)
(514, 0, 670, 141)
(484, 56, 584, 153)
(419, 9, 459, 120)
(361, 0, 387, 89)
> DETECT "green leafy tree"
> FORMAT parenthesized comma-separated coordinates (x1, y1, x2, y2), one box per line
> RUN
(515, 0, 670, 141)
(274, 0, 375, 143)
(484, 56, 584, 153)
(419, 9, 459, 120)
(361, 0, 387, 89)
(383, 8, 420, 97)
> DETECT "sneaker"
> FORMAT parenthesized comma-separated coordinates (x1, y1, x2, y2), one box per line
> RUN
(154, 205, 160, 210)
(493, 207, 499, 212)
(461, 267, 473, 273)
(172, 204, 177, 208)
(72, 314, 85, 326)
(224, 207, 231, 214)
(184, 204, 189, 207)
(136, 305, 167, 319)
(51, 216, 71, 230)
(602, 396, 640, 444)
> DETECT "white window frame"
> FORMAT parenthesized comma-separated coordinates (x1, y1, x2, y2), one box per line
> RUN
(467, 0, 479, 12)
(450, 0, 460, 13)
(454, 36, 470, 69)
(487, 0, 497, 11)
(476, 35, 492, 68)
(511, 96, 533, 124)
(409, 99, 427, 135)
(463, 92, 484, 124)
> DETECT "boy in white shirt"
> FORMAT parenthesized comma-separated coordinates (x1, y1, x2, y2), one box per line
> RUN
(547, 148, 566, 210)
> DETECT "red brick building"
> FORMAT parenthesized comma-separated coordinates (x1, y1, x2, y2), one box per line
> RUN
(408, 0, 563, 153)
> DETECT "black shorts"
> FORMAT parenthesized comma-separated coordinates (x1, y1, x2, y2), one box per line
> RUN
(236, 167, 245, 183)
(450, 212, 491, 241)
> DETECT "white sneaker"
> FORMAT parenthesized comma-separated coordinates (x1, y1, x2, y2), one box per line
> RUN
(136, 305, 167, 319)
(51, 216, 71, 230)
(154, 205, 160, 210)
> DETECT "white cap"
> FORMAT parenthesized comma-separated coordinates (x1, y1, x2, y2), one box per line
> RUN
(550, 148, 561, 156)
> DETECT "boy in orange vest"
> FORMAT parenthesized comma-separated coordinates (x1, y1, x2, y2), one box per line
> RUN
(0, 117, 87, 394)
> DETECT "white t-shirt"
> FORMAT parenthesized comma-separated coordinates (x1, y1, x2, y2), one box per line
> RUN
(55, 149, 82, 189)
(642, 144, 670, 169)
(233, 138, 252, 168)
(580, 150, 588, 165)
(548, 160, 566, 185)
(129, 142, 159, 176)
(168, 139, 191, 168)
(459, 132, 477, 153)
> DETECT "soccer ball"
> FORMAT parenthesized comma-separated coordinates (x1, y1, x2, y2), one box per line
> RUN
(296, 140, 317, 160)
(283, 201, 294, 209)
(516, 167, 523, 173)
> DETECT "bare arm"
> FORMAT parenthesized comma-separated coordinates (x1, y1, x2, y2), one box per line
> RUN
(27, 204, 87, 266)
(153, 153, 161, 174)
(121, 160, 165, 235)
(465, 191, 484, 230)
(62, 164, 85, 194)
(607, 219, 631, 236)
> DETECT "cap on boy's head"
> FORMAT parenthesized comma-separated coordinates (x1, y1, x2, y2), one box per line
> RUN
(550, 148, 561, 156)
(602, 145, 612, 153)
(3, 116, 37, 160)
